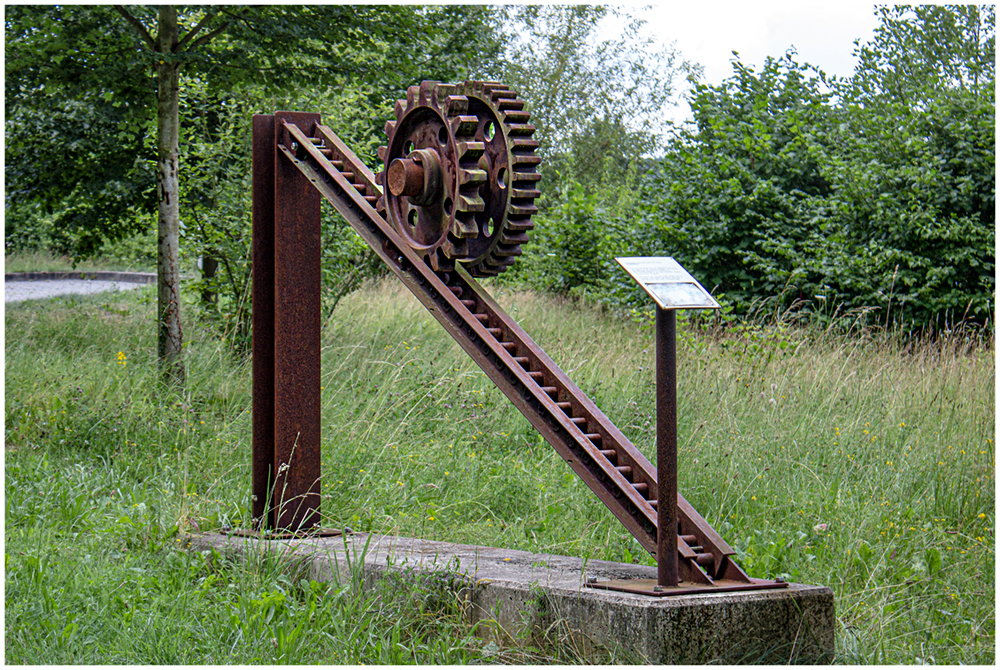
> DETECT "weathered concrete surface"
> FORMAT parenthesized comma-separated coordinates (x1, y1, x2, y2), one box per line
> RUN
(187, 532, 835, 664)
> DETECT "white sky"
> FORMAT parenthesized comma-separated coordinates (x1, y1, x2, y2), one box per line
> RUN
(601, 1, 882, 122)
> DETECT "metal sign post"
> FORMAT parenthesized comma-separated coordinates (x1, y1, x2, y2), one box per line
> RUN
(618, 257, 719, 589)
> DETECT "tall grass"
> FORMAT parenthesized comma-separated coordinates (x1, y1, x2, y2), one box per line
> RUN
(5, 278, 994, 664)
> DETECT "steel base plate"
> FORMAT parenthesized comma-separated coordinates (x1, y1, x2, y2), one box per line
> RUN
(585, 577, 788, 597)
(225, 528, 347, 540)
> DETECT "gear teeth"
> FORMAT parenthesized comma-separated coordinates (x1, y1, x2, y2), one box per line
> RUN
(499, 231, 529, 245)
(457, 193, 485, 213)
(451, 115, 479, 137)
(443, 236, 466, 259)
(493, 244, 522, 258)
(444, 95, 469, 116)
(452, 216, 479, 238)
(508, 203, 537, 217)
(503, 110, 531, 124)
(456, 141, 485, 160)
(511, 188, 541, 199)
(458, 168, 487, 185)
(506, 123, 535, 136)
(377, 146, 388, 162)
(505, 218, 535, 232)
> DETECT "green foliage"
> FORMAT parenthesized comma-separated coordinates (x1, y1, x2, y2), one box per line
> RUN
(4, 4, 502, 265)
(520, 6, 994, 330)
(499, 5, 698, 202)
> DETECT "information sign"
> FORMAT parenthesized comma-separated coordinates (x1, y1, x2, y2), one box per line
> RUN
(615, 257, 720, 310)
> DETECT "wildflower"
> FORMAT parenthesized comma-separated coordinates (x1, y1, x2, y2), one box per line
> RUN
(116, 351, 127, 368)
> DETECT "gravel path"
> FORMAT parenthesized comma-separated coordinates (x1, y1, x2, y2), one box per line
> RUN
(5, 278, 151, 303)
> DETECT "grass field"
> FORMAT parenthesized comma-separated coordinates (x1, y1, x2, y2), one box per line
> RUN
(5, 276, 994, 663)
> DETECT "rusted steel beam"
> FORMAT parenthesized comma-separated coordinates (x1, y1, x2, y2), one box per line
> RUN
(656, 307, 679, 587)
(271, 112, 323, 531)
(251, 114, 276, 528)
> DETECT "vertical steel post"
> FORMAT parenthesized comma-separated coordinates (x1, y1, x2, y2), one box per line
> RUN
(656, 307, 679, 587)
(251, 115, 276, 528)
(272, 112, 323, 532)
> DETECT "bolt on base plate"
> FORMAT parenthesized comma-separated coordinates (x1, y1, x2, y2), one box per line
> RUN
(585, 577, 788, 597)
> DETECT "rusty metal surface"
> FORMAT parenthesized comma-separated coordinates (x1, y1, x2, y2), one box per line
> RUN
(657, 307, 679, 587)
(274, 120, 755, 586)
(375, 81, 539, 276)
(586, 577, 788, 598)
(251, 114, 276, 528)
(271, 112, 323, 532)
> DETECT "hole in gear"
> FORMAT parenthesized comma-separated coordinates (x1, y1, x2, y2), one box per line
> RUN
(438, 125, 449, 145)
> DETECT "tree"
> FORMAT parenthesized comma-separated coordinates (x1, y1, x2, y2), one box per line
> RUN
(498, 5, 699, 202)
(6, 5, 502, 383)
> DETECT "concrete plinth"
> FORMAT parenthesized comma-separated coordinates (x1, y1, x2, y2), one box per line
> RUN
(186, 532, 834, 664)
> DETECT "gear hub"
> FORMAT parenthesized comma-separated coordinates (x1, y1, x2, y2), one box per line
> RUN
(378, 81, 540, 275)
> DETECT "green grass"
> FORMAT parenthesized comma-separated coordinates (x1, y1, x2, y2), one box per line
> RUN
(4, 249, 155, 274)
(5, 279, 995, 664)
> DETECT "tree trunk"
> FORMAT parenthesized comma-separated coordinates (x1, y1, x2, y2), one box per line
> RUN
(157, 6, 185, 385)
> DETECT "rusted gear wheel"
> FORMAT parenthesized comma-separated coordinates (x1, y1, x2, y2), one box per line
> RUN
(452, 81, 540, 276)
(377, 80, 540, 276)
(376, 81, 487, 272)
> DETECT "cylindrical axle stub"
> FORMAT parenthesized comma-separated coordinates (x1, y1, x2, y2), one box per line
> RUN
(387, 157, 424, 197)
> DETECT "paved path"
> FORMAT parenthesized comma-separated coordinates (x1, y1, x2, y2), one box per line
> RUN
(5, 278, 151, 303)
